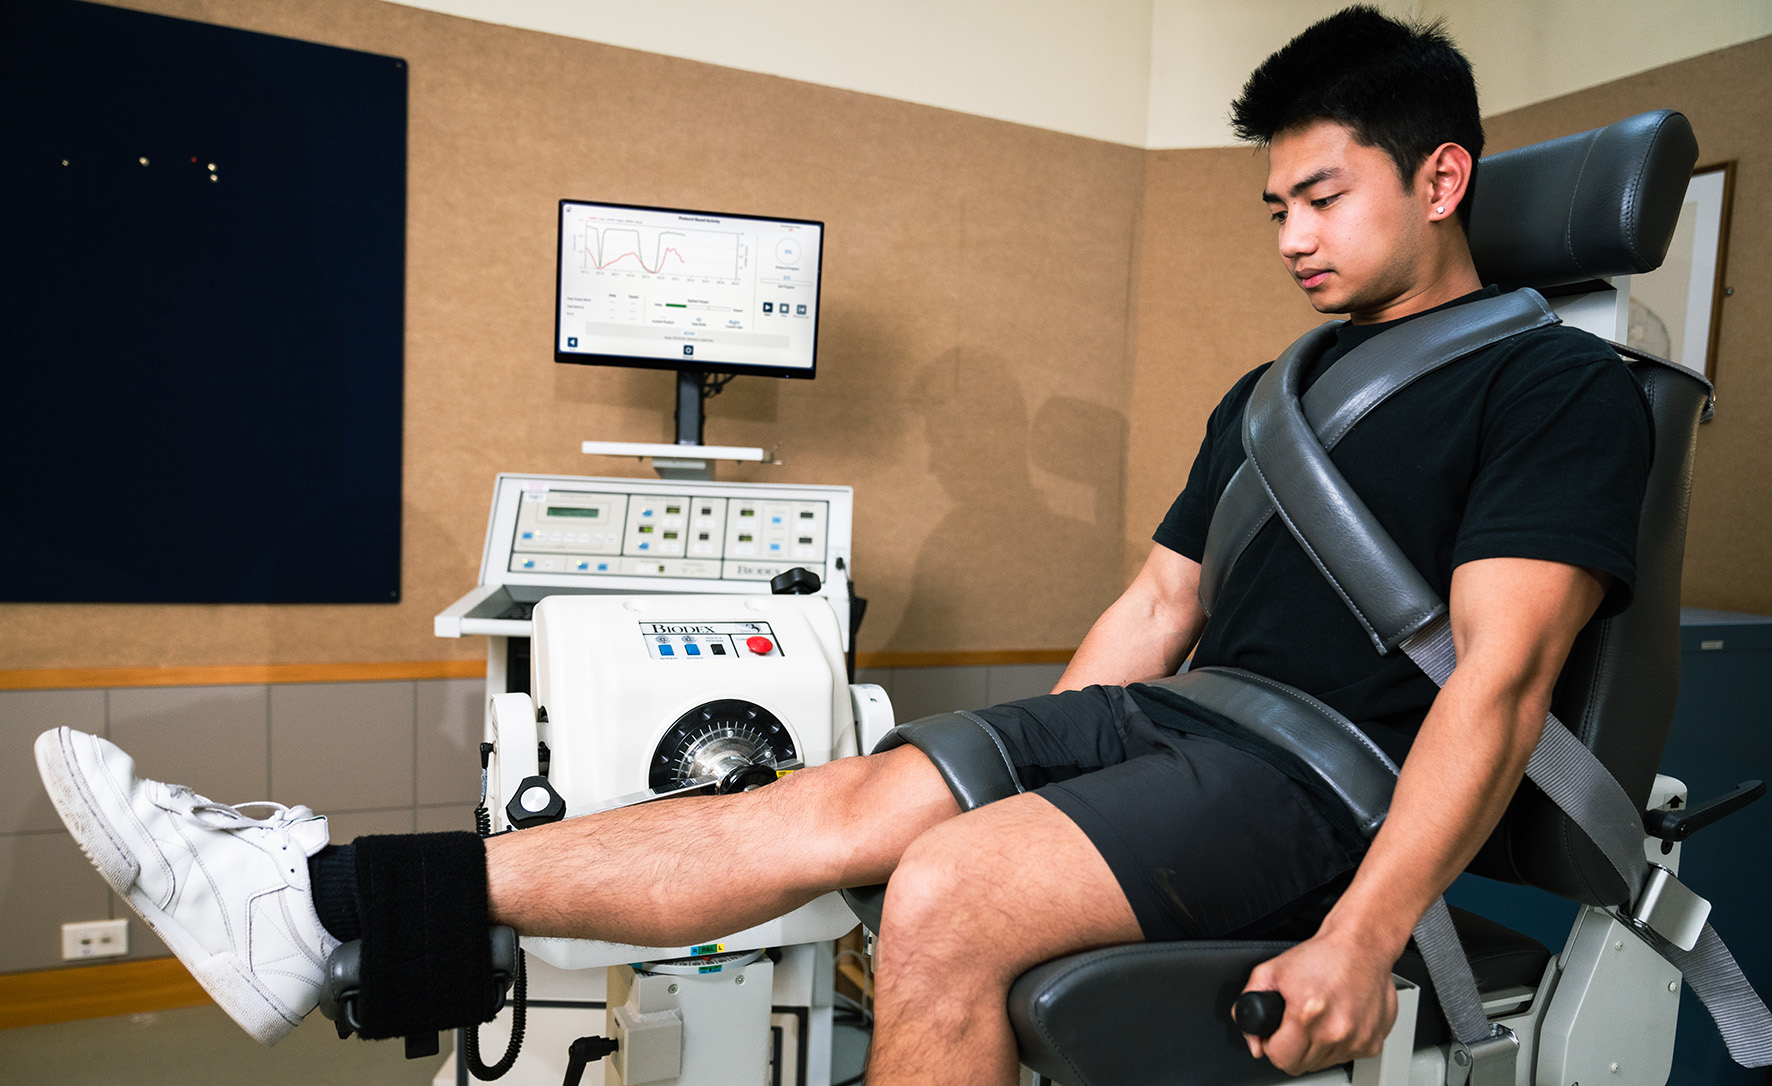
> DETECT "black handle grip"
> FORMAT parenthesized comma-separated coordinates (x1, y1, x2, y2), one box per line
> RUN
(1232, 990, 1286, 1038)
(1644, 780, 1765, 845)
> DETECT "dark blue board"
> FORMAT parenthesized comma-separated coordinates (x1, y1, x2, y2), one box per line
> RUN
(0, 0, 406, 603)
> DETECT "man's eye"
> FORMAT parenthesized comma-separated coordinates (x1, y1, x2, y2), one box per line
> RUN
(1269, 209, 1287, 223)
(1311, 194, 1338, 209)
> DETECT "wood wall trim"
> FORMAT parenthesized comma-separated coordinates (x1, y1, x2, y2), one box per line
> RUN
(0, 651, 1075, 690)
(0, 659, 488, 691)
(853, 648, 1075, 669)
(0, 957, 210, 1031)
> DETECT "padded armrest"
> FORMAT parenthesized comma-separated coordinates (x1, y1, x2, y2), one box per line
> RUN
(1011, 941, 1297, 1086)
(1009, 908, 1549, 1086)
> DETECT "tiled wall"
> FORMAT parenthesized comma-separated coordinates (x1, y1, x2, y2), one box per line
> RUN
(0, 678, 486, 976)
(852, 662, 1068, 726)
(0, 662, 1064, 976)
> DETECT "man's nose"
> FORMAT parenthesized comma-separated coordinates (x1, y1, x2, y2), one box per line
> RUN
(1278, 212, 1315, 260)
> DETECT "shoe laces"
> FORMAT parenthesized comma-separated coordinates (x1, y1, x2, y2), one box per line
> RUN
(163, 784, 316, 842)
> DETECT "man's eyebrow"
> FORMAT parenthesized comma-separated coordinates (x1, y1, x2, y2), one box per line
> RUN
(1262, 167, 1342, 204)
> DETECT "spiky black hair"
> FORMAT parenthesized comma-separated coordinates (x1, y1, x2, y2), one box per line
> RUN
(1230, 5, 1483, 227)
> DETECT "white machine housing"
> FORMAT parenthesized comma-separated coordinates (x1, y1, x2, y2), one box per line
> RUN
(535, 593, 857, 812)
(485, 592, 874, 973)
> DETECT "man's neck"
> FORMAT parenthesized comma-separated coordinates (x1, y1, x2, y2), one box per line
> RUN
(1348, 244, 1483, 325)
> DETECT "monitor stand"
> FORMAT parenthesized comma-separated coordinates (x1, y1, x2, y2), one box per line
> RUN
(580, 370, 774, 481)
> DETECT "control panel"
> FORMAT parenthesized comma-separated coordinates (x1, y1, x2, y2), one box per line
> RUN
(640, 621, 781, 660)
(436, 474, 855, 645)
(511, 488, 831, 583)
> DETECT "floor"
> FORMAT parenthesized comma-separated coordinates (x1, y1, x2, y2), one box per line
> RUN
(0, 1006, 450, 1085)
(0, 1002, 874, 1086)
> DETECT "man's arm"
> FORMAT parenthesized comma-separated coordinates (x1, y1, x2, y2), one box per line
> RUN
(1053, 543, 1207, 692)
(1246, 556, 1609, 1074)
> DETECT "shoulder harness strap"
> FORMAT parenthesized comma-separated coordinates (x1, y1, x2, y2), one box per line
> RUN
(1199, 288, 1558, 631)
(1181, 294, 1769, 1065)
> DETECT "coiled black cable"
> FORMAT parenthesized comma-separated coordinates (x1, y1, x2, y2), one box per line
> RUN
(466, 739, 526, 1080)
(464, 952, 526, 1080)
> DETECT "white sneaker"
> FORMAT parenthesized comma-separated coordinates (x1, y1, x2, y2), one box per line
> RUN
(34, 727, 340, 1045)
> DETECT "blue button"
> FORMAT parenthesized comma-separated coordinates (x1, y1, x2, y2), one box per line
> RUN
(576, 561, 589, 571)
(638, 541, 650, 551)
(597, 562, 609, 571)
(685, 644, 701, 656)
(659, 644, 675, 657)
(521, 531, 533, 539)
(769, 543, 782, 552)
(522, 559, 535, 568)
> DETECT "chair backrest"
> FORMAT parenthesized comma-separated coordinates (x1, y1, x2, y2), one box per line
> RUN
(1461, 110, 1707, 902)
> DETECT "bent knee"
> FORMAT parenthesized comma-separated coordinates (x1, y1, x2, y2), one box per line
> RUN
(879, 819, 1007, 940)
(878, 794, 1143, 965)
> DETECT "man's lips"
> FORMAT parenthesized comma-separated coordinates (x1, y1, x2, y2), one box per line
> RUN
(1297, 269, 1330, 288)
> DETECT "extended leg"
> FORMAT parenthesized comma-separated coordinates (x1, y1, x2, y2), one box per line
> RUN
(33, 725, 958, 1045)
(485, 743, 959, 945)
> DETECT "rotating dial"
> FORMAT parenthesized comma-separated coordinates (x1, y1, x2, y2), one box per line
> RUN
(649, 699, 798, 793)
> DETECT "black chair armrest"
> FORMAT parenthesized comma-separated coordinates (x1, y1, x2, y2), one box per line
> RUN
(1010, 941, 1296, 1086)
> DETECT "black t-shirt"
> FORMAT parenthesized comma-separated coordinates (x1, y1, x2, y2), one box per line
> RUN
(1133, 288, 1653, 764)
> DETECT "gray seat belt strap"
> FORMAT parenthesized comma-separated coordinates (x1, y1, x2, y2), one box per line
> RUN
(1661, 925, 1772, 1067)
(1400, 617, 1649, 898)
(1235, 322, 1772, 1064)
(1149, 664, 1507, 1058)
(1412, 898, 1492, 1045)
(1199, 289, 1557, 619)
(1401, 618, 1772, 1068)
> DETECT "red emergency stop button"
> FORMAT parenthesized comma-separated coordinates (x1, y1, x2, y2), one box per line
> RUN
(746, 635, 775, 655)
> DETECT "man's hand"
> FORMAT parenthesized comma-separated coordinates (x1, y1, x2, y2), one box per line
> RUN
(1241, 926, 1398, 1073)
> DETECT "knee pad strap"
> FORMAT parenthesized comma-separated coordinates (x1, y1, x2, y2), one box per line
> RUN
(842, 712, 1027, 933)
(874, 711, 1024, 812)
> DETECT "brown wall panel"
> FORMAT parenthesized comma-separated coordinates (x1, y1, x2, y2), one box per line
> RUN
(1483, 36, 1772, 615)
(0, 0, 1144, 668)
(1122, 145, 1324, 577)
(5, 5, 1765, 676)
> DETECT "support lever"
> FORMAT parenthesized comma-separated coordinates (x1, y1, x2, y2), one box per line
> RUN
(1645, 780, 1765, 850)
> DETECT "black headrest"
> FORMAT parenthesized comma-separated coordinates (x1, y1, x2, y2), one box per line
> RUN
(1468, 110, 1698, 291)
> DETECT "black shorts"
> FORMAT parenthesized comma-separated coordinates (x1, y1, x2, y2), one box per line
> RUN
(967, 685, 1366, 943)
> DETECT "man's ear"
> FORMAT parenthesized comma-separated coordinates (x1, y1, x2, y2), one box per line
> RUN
(1421, 142, 1474, 223)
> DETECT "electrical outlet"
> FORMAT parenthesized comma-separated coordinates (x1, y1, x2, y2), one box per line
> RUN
(62, 919, 129, 960)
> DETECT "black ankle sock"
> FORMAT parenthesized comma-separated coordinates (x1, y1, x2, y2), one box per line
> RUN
(307, 844, 363, 942)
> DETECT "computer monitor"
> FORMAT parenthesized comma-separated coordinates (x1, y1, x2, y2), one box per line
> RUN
(555, 200, 824, 380)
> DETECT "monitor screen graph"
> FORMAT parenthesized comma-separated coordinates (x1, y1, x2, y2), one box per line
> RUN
(556, 201, 823, 379)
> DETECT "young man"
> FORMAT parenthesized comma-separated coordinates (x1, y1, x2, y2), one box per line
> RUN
(35, 7, 1650, 1081)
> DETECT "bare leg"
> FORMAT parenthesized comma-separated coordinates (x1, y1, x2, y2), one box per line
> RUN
(867, 792, 1142, 1086)
(485, 744, 958, 945)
